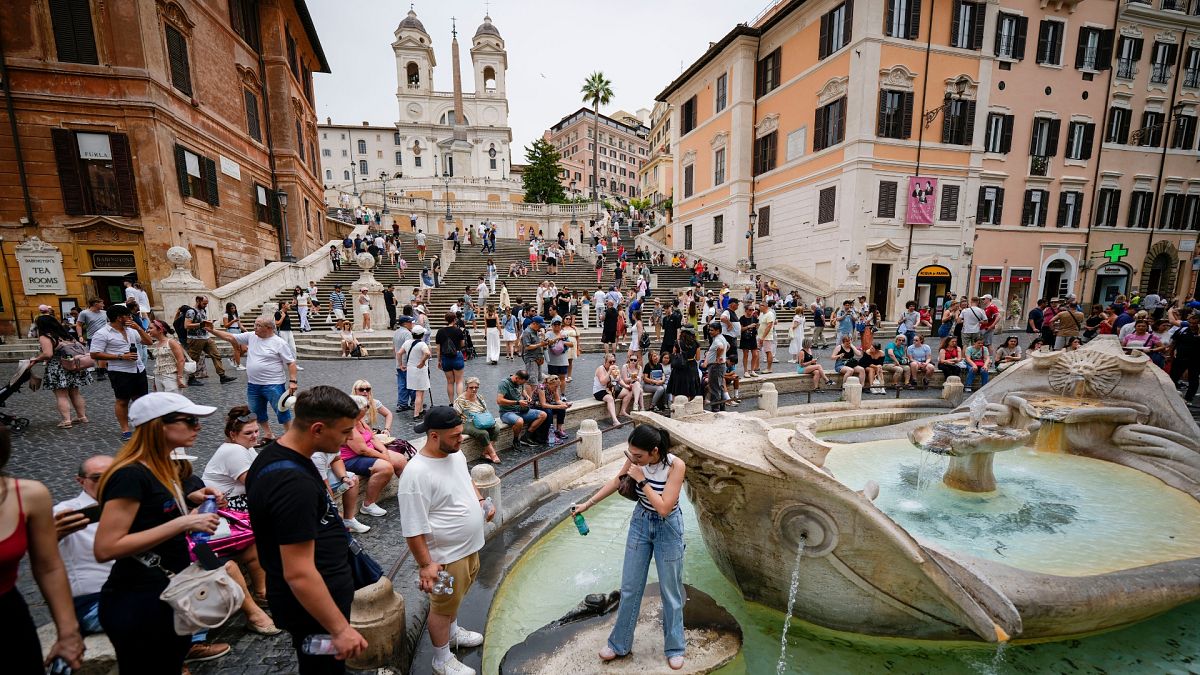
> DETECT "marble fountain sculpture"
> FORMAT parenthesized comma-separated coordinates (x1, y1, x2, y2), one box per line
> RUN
(636, 336, 1200, 643)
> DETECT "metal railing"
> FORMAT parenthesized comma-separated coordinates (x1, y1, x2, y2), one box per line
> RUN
(1151, 63, 1172, 84)
(1185, 67, 1200, 88)
(498, 419, 634, 481)
(1117, 58, 1137, 79)
(1030, 155, 1051, 177)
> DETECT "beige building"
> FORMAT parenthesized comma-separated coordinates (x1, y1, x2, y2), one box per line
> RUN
(639, 101, 675, 217)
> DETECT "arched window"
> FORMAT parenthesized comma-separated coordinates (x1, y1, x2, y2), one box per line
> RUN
(343, 170, 350, 180)
(439, 111, 468, 125)
(483, 66, 496, 90)
(357, 139, 366, 154)
(359, 160, 368, 175)
(325, 169, 332, 179)
(406, 62, 420, 87)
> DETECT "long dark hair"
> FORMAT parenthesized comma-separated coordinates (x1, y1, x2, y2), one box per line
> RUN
(0, 426, 10, 503)
(628, 425, 672, 466)
(35, 315, 72, 345)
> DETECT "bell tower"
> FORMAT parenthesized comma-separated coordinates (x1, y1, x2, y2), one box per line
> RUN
(392, 9, 434, 99)
(470, 15, 506, 98)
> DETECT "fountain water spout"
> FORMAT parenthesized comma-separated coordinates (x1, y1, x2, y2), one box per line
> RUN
(969, 396, 989, 428)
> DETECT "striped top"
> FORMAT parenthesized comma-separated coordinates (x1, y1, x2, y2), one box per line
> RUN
(637, 453, 679, 512)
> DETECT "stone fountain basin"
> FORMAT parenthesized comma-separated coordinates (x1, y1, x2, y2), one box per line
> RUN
(636, 408, 1200, 644)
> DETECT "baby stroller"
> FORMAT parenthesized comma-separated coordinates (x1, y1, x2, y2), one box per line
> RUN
(462, 327, 479, 361)
(0, 360, 34, 432)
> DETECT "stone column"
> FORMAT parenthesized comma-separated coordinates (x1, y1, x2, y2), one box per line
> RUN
(347, 577, 405, 670)
(471, 463, 502, 525)
(759, 382, 778, 416)
(350, 252, 386, 331)
(942, 375, 965, 407)
(685, 395, 705, 415)
(671, 395, 690, 418)
(576, 419, 602, 466)
(842, 376, 862, 406)
(155, 247, 211, 318)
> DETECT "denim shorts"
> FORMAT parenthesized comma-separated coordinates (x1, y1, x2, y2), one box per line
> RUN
(247, 382, 292, 423)
(441, 353, 465, 371)
(500, 409, 543, 426)
(344, 455, 380, 475)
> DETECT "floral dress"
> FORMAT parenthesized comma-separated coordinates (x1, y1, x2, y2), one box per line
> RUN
(43, 338, 92, 390)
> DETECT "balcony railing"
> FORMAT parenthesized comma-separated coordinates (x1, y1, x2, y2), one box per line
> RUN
(1030, 155, 1051, 176)
(1117, 58, 1137, 79)
(1151, 63, 1172, 84)
(1162, 0, 1188, 10)
(1186, 67, 1200, 88)
(996, 34, 1017, 59)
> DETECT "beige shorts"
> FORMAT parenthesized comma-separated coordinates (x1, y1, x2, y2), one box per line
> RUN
(430, 552, 480, 617)
(760, 339, 776, 353)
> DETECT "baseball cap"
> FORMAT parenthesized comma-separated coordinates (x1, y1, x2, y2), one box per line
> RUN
(981, 294, 993, 300)
(414, 406, 462, 433)
(169, 448, 198, 461)
(396, 315, 414, 324)
(412, 324, 426, 336)
(128, 392, 216, 428)
(37, 304, 52, 313)
(551, 316, 563, 324)
(530, 315, 545, 325)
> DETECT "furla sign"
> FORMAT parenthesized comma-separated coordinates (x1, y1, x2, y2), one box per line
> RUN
(15, 237, 66, 294)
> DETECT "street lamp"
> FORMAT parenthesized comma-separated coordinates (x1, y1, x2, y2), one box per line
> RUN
(747, 210, 757, 269)
(923, 77, 970, 129)
(442, 171, 452, 229)
(276, 189, 296, 262)
(378, 170, 390, 214)
(349, 162, 359, 196)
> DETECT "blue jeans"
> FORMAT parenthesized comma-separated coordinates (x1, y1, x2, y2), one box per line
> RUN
(607, 505, 686, 658)
(500, 409, 544, 427)
(247, 382, 293, 424)
(74, 593, 103, 635)
(396, 368, 412, 407)
(965, 366, 990, 389)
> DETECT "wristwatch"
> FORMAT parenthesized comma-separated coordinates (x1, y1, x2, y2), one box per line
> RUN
(636, 478, 649, 490)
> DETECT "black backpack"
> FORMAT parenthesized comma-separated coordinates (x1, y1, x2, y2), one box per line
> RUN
(173, 305, 192, 348)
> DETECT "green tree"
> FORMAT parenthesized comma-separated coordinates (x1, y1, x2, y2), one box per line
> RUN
(580, 71, 614, 202)
(522, 138, 567, 204)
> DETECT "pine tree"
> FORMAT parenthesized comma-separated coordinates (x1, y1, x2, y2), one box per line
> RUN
(522, 138, 567, 204)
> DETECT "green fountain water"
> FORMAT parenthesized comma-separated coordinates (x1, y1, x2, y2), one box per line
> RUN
(484, 495, 1200, 674)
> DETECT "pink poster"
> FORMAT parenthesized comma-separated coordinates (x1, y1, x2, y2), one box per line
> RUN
(906, 176, 938, 225)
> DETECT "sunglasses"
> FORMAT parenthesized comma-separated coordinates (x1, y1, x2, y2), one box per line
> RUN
(163, 414, 201, 428)
(356, 387, 372, 392)
(78, 473, 103, 482)
(235, 413, 256, 424)
(467, 385, 480, 390)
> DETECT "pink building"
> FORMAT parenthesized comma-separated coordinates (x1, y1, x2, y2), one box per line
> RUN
(544, 107, 648, 204)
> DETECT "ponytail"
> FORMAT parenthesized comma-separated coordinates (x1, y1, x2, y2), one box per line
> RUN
(628, 424, 672, 466)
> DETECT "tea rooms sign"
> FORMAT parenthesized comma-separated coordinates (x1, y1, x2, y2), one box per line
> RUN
(15, 237, 66, 294)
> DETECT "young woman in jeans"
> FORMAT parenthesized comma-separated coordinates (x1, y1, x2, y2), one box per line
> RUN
(573, 425, 688, 670)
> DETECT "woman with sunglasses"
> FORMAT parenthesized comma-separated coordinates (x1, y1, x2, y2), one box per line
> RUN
(93, 393, 220, 672)
(620, 352, 645, 411)
(351, 379, 394, 436)
(339, 396, 407, 519)
(593, 354, 632, 427)
(453, 377, 502, 463)
(147, 319, 188, 393)
(201, 406, 260, 511)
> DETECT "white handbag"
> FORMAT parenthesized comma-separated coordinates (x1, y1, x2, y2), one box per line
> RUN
(157, 558, 245, 635)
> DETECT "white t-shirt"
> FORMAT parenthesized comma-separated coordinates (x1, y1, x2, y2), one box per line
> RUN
(310, 450, 336, 483)
(961, 306, 986, 334)
(202, 442, 258, 497)
(89, 325, 145, 373)
(416, 232, 426, 246)
(54, 492, 113, 597)
(234, 332, 295, 385)
(396, 450, 485, 563)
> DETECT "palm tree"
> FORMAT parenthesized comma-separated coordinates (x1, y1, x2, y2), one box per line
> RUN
(580, 71, 614, 203)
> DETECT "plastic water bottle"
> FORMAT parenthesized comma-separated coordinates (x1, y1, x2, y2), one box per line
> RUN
(431, 570, 455, 595)
(480, 496, 493, 516)
(191, 496, 218, 544)
(301, 634, 338, 656)
(573, 512, 590, 536)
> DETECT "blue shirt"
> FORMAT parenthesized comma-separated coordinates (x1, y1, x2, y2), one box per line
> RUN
(907, 343, 932, 363)
(885, 341, 908, 364)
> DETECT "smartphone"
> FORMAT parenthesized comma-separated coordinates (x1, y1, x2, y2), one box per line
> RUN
(78, 504, 102, 523)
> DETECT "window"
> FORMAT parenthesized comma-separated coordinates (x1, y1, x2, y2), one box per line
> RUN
(819, 2, 853, 59)
(939, 184, 960, 221)
(713, 215, 724, 244)
(49, 0, 98, 64)
(343, 170, 350, 180)
(940, 100, 976, 146)
(1021, 189, 1049, 226)
(1076, 28, 1112, 71)
(341, 149, 347, 157)
(818, 186, 837, 224)
(994, 13, 1027, 60)
(325, 169, 332, 180)
(359, 159, 367, 175)
(357, 139, 367, 154)
(976, 186, 1005, 224)
(1184, 195, 1200, 231)
(885, 0, 921, 40)
(51, 130, 138, 216)
(681, 96, 697, 134)
(173, 144, 218, 206)
(1116, 36, 1143, 79)
(754, 132, 778, 175)
(414, 156, 421, 167)
(1128, 190, 1153, 228)
(1029, 117, 1060, 157)
(814, 97, 847, 151)
(395, 151, 403, 166)
(1185, 47, 1200, 88)
(254, 184, 272, 223)
(1151, 42, 1177, 84)
(394, 133, 402, 145)
(683, 164, 694, 197)
(1106, 107, 1131, 144)
(243, 89, 262, 142)
(229, 0, 261, 51)
(1161, 193, 1185, 229)
(758, 206, 771, 237)
(951, 1, 985, 50)
(1173, 115, 1197, 149)
(756, 48, 781, 97)
(1057, 191, 1083, 228)
(878, 180, 898, 218)
(1095, 188, 1120, 227)
(1065, 121, 1095, 160)
(984, 113, 1014, 153)
(322, 148, 331, 157)
(715, 73, 727, 113)
(1035, 20, 1064, 66)
(684, 223, 693, 249)
(1138, 110, 1164, 147)
(877, 90, 914, 139)
(286, 29, 299, 80)
(164, 25, 192, 96)
(714, 147, 726, 185)
(296, 121, 305, 160)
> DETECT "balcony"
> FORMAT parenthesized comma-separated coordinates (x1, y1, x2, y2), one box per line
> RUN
(1117, 58, 1137, 79)
(1161, 0, 1187, 10)
(1030, 155, 1051, 177)
(1186, 67, 1200, 88)
(1151, 63, 1173, 84)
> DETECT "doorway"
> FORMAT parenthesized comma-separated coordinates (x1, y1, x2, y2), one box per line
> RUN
(1042, 260, 1068, 300)
(1146, 254, 1171, 296)
(1092, 263, 1130, 306)
(870, 264, 891, 316)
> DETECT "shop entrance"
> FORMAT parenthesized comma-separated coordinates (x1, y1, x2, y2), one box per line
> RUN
(1007, 270, 1033, 331)
(914, 265, 952, 329)
(1093, 263, 1131, 306)
(80, 250, 138, 306)
(1042, 260, 1069, 300)
(977, 268, 1002, 299)
(870, 264, 891, 316)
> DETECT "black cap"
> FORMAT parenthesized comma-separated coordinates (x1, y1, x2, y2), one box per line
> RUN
(414, 406, 461, 433)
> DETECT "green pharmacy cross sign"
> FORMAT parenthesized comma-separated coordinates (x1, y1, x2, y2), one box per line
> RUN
(1102, 243, 1129, 264)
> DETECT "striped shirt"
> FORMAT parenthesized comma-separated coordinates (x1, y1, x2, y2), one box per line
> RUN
(637, 453, 678, 512)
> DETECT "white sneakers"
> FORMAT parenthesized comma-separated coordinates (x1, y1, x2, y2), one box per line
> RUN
(236, 365, 247, 371)
(342, 518, 370, 533)
(451, 626, 484, 649)
(431, 628, 484, 675)
(359, 502, 387, 517)
(432, 656, 474, 675)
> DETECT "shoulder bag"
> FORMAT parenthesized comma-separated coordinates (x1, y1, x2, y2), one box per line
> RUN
(58, 339, 95, 372)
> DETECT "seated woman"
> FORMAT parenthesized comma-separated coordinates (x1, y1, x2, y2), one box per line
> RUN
(937, 337, 963, 381)
(640, 350, 670, 412)
(620, 353, 645, 411)
(352, 379, 394, 435)
(907, 334, 937, 388)
(831, 335, 866, 383)
(593, 355, 632, 427)
(338, 395, 407, 518)
(453, 376, 502, 463)
(536, 374, 572, 443)
(1122, 319, 1167, 367)
(994, 336, 1024, 372)
(964, 337, 991, 392)
(338, 320, 360, 357)
(797, 338, 832, 389)
(859, 343, 886, 394)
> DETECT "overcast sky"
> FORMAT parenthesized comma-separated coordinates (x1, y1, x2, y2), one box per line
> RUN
(310, 0, 759, 155)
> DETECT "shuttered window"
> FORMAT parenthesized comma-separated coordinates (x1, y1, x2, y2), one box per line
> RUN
(878, 181, 898, 218)
(683, 164, 694, 198)
(877, 90, 913, 139)
(1055, 191, 1084, 228)
(244, 89, 262, 142)
(819, 1, 853, 59)
(165, 25, 192, 96)
(814, 97, 847, 151)
(1095, 189, 1120, 227)
(1021, 189, 1049, 227)
(818, 186, 837, 224)
(976, 186, 1005, 225)
(713, 215, 724, 244)
(984, 113, 1014, 153)
(296, 121, 306, 160)
(939, 185, 960, 221)
(754, 132, 778, 175)
(755, 49, 782, 97)
(173, 144, 219, 206)
(228, 0, 260, 51)
(49, 0, 99, 64)
(994, 13, 1027, 60)
(950, 0, 985, 50)
(757, 206, 771, 237)
(940, 100, 976, 145)
(286, 29, 300, 80)
(51, 129, 139, 217)
(885, 0, 921, 40)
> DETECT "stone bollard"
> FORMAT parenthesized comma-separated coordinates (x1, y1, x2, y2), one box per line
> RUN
(942, 375, 965, 406)
(576, 418, 603, 466)
(759, 382, 779, 416)
(471, 463, 502, 525)
(348, 576, 406, 670)
(685, 395, 705, 415)
(671, 395, 691, 417)
(842, 376, 862, 406)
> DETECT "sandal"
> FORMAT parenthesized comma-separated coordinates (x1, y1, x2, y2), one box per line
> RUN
(76, 416, 89, 424)
(57, 420, 73, 429)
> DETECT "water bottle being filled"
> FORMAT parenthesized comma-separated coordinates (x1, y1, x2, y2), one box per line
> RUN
(572, 508, 590, 536)
(301, 634, 337, 656)
(431, 570, 455, 595)
(191, 496, 219, 544)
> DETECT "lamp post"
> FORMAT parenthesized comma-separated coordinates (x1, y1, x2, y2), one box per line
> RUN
(442, 171, 452, 230)
(378, 170, 390, 214)
(276, 189, 296, 262)
(747, 210, 757, 270)
(922, 77, 970, 129)
(349, 162, 359, 196)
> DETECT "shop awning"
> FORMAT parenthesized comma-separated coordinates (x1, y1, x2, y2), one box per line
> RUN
(80, 269, 136, 277)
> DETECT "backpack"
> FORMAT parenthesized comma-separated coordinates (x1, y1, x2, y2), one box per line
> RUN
(58, 339, 95, 372)
(173, 305, 192, 349)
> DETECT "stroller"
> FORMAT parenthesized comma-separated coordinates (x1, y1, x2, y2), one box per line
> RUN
(462, 326, 479, 361)
(0, 360, 34, 432)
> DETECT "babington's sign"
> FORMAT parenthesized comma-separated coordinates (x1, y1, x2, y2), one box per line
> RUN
(15, 238, 66, 295)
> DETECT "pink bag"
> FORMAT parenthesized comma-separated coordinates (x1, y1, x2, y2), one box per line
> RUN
(188, 509, 255, 561)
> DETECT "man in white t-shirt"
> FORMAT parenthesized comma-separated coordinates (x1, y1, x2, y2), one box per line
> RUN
(213, 315, 298, 439)
(53, 454, 114, 635)
(398, 407, 494, 675)
(416, 229, 427, 260)
(960, 298, 987, 344)
(88, 304, 151, 439)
